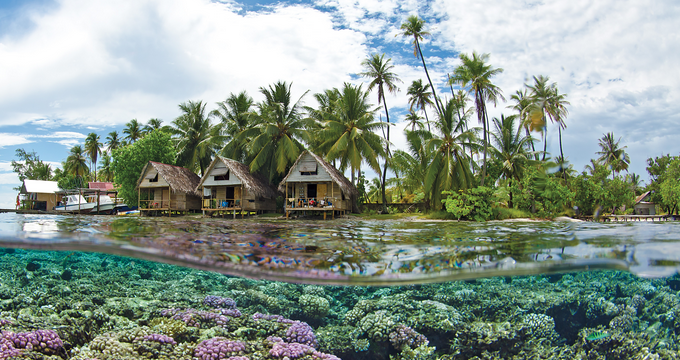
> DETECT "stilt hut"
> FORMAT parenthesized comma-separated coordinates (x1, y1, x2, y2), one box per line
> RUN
(279, 151, 358, 219)
(197, 156, 278, 218)
(136, 162, 202, 216)
(19, 180, 61, 211)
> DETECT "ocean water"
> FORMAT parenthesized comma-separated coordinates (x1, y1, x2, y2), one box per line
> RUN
(0, 213, 679, 359)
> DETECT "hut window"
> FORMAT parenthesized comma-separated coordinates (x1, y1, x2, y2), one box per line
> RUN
(215, 171, 230, 181)
(300, 160, 317, 175)
(149, 173, 159, 183)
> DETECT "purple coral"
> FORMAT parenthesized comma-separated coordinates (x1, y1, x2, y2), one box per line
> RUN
(286, 321, 317, 348)
(268, 337, 339, 360)
(194, 337, 246, 360)
(0, 320, 11, 327)
(1, 329, 63, 357)
(162, 308, 238, 328)
(252, 313, 294, 324)
(389, 325, 428, 350)
(204, 295, 237, 309)
(141, 334, 177, 345)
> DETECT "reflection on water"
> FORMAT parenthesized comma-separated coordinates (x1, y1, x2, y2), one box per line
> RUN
(0, 213, 679, 285)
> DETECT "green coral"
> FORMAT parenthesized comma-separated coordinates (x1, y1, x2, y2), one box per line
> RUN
(299, 294, 330, 319)
(359, 310, 396, 342)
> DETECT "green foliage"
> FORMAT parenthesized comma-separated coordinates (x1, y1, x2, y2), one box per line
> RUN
(356, 172, 368, 204)
(11, 149, 53, 190)
(57, 173, 86, 190)
(492, 207, 532, 220)
(442, 186, 494, 221)
(111, 130, 176, 205)
(659, 158, 680, 214)
(646, 154, 680, 214)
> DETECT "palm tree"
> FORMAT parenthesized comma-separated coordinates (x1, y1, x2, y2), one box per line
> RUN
(450, 51, 504, 186)
(399, 15, 443, 116)
(211, 91, 256, 163)
(407, 79, 434, 131)
(509, 89, 539, 160)
(98, 151, 114, 182)
(596, 132, 630, 179)
(360, 53, 401, 214)
(65, 145, 89, 178)
(84, 132, 102, 181)
(425, 98, 477, 209)
(391, 130, 434, 208)
(404, 111, 424, 131)
(171, 100, 224, 176)
(490, 114, 535, 208)
(246, 81, 310, 183)
(306, 88, 342, 159)
(316, 83, 386, 186)
(123, 119, 142, 143)
(143, 118, 164, 134)
(106, 131, 122, 152)
(525, 75, 570, 162)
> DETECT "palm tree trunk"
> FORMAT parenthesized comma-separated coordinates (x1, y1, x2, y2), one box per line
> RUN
(525, 126, 539, 161)
(423, 108, 431, 132)
(508, 178, 513, 209)
(381, 99, 391, 214)
(558, 126, 566, 180)
(477, 90, 488, 186)
(541, 115, 548, 161)
(416, 39, 443, 116)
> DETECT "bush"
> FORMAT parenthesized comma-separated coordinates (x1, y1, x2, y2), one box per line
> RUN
(493, 207, 533, 220)
(442, 186, 495, 221)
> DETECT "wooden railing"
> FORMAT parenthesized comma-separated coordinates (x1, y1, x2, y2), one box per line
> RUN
(286, 197, 344, 209)
(140, 199, 174, 209)
(202, 198, 241, 209)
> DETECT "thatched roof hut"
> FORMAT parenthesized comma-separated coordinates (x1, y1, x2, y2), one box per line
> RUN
(136, 161, 201, 197)
(279, 150, 359, 213)
(198, 156, 278, 200)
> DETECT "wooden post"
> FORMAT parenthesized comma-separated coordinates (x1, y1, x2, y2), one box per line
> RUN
(96, 189, 101, 214)
(138, 187, 141, 216)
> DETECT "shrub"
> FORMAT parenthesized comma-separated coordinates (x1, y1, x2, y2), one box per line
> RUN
(442, 186, 495, 221)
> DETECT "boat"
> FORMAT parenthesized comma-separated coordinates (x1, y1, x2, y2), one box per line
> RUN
(54, 194, 97, 213)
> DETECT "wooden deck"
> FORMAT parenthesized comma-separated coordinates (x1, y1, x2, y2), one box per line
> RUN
(583, 214, 676, 222)
(285, 206, 344, 220)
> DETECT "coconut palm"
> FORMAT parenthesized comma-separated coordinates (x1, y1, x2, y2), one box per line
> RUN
(84, 132, 102, 181)
(509, 89, 539, 160)
(391, 130, 434, 208)
(360, 53, 401, 213)
(245, 81, 310, 183)
(425, 98, 477, 209)
(399, 15, 443, 116)
(65, 145, 89, 178)
(596, 132, 630, 179)
(450, 51, 504, 186)
(98, 151, 113, 182)
(143, 118, 164, 134)
(106, 131, 122, 152)
(404, 111, 424, 132)
(490, 114, 536, 208)
(123, 119, 142, 143)
(171, 100, 224, 176)
(316, 83, 386, 186)
(525, 75, 570, 162)
(211, 91, 256, 163)
(407, 79, 434, 131)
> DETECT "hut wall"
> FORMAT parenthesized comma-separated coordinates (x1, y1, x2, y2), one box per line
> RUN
(139, 172, 170, 188)
(285, 154, 333, 183)
(186, 194, 202, 210)
(170, 193, 200, 210)
(634, 203, 656, 215)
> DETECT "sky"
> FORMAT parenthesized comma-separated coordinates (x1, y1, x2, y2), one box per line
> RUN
(1, 0, 679, 209)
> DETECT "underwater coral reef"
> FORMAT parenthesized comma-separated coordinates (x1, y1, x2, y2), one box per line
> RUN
(0, 248, 678, 359)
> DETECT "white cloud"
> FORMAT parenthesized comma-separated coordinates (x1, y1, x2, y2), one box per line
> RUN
(0, 0, 369, 127)
(0, 172, 19, 185)
(52, 139, 82, 148)
(0, 133, 33, 148)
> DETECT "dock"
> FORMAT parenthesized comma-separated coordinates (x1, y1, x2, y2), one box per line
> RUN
(582, 214, 677, 222)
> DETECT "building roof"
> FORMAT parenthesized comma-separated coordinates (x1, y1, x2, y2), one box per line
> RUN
(278, 150, 359, 212)
(135, 162, 202, 197)
(197, 156, 279, 199)
(88, 182, 115, 191)
(21, 180, 60, 194)
(635, 191, 653, 204)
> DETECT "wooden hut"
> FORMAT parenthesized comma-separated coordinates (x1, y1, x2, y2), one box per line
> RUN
(197, 156, 278, 218)
(19, 180, 61, 211)
(634, 191, 656, 215)
(279, 151, 358, 219)
(136, 162, 202, 216)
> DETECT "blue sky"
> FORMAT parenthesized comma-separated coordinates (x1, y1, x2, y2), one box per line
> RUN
(1, 0, 679, 208)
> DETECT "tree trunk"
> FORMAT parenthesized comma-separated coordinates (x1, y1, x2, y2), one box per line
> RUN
(416, 39, 443, 117)
(423, 108, 431, 132)
(559, 126, 566, 180)
(541, 115, 548, 161)
(381, 98, 391, 215)
(477, 89, 487, 186)
(508, 178, 513, 209)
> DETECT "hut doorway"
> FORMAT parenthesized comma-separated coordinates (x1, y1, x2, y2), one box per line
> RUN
(226, 186, 235, 201)
(307, 184, 317, 198)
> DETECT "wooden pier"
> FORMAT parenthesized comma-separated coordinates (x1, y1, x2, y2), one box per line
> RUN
(584, 214, 677, 222)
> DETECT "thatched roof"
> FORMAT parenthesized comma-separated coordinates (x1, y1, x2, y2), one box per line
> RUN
(198, 156, 279, 199)
(635, 191, 653, 204)
(278, 150, 359, 203)
(135, 161, 201, 197)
